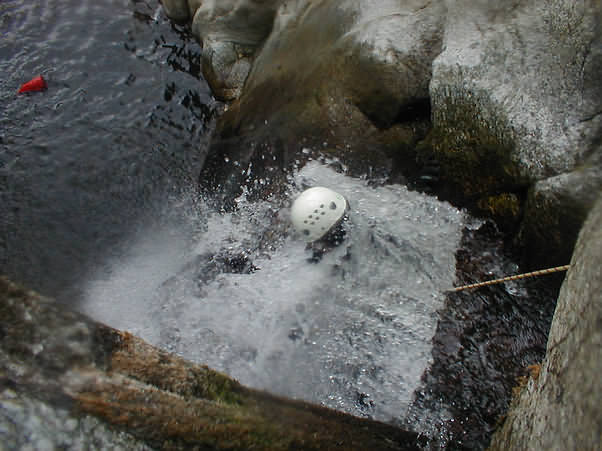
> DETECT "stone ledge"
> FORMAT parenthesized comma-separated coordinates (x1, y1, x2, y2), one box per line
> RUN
(0, 276, 424, 450)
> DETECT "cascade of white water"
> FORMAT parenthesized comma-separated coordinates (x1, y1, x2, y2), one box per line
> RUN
(81, 160, 466, 422)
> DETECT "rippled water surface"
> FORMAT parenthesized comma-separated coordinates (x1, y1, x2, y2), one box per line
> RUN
(0, 0, 212, 297)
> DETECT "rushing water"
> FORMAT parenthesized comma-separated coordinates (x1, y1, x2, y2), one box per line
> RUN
(1, 1, 559, 449)
(82, 160, 467, 422)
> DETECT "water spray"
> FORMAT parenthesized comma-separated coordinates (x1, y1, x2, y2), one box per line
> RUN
(450, 264, 570, 292)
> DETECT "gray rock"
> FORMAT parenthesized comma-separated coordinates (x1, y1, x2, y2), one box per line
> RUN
(431, 0, 602, 179)
(161, 0, 190, 23)
(163, 0, 602, 264)
(196, 0, 444, 199)
(0, 389, 153, 451)
(166, 0, 445, 110)
(426, 0, 602, 262)
(489, 193, 602, 450)
(519, 146, 602, 267)
(190, 0, 281, 100)
(245, 0, 445, 127)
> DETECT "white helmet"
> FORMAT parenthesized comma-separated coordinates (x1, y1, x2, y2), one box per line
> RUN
(290, 187, 348, 242)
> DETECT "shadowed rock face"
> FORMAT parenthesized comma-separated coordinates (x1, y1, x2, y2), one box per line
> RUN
(197, 0, 444, 206)
(0, 276, 426, 450)
(161, 0, 190, 23)
(518, 135, 602, 268)
(163, 0, 602, 268)
(427, 0, 602, 267)
(193, 0, 282, 100)
(489, 193, 602, 451)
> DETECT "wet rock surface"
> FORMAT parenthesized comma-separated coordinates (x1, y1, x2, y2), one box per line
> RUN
(191, 0, 281, 100)
(0, 389, 152, 451)
(163, 0, 602, 268)
(192, 0, 444, 203)
(489, 194, 602, 450)
(0, 276, 425, 450)
(519, 140, 602, 267)
(427, 0, 602, 266)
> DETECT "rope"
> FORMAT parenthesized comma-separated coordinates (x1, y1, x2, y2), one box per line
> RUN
(450, 264, 570, 292)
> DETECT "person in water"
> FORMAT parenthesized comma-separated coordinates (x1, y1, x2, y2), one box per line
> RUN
(290, 186, 350, 261)
(196, 186, 349, 278)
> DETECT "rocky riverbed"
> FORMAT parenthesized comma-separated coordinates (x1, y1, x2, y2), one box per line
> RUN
(1, 0, 600, 449)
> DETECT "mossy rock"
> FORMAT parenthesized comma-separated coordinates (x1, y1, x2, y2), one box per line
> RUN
(416, 93, 530, 228)
(477, 193, 522, 230)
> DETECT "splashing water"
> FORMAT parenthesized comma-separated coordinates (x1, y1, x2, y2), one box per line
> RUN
(81, 161, 466, 422)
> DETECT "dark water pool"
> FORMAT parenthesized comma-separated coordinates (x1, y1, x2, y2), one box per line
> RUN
(0, 0, 214, 298)
(404, 221, 560, 448)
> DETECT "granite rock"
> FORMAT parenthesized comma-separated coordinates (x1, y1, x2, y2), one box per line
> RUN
(161, 2, 601, 261)
(427, 0, 602, 263)
(488, 193, 602, 450)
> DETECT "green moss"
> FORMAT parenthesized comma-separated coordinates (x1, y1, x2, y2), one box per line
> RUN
(478, 192, 522, 226)
(415, 93, 531, 228)
(419, 94, 527, 200)
(194, 367, 244, 405)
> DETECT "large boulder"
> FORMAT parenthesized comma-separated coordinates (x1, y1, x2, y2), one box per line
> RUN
(488, 193, 602, 450)
(162, 0, 283, 99)
(426, 0, 602, 265)
(519, 144, 602, 267)
(430, 0, 602, 181)
(196, 0, 446, 201)
(162, 0, 602, 262)
(193, 0, 281, 100)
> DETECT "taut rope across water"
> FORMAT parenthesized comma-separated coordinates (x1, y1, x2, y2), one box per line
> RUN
(450, 265, 570, 292)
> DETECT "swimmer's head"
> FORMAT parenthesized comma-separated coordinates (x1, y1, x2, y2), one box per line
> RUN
(290, 187, 348, 242)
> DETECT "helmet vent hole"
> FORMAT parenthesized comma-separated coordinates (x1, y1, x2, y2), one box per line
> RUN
(321, 212, 325, 215)
(310, 222, 315, 225)
(330, 202, 337, 210)
(308, 215, 313, 219)
(303, 229, 310, 236)
(303, 220, 308, 224)
(320, 204, 324, 208)
(314, 209, 319, 213)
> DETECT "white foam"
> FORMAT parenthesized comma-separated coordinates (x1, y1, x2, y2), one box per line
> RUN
(80, 161, 466, 422)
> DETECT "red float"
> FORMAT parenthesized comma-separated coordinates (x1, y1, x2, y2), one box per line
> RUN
(18, 75, 48, 93)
